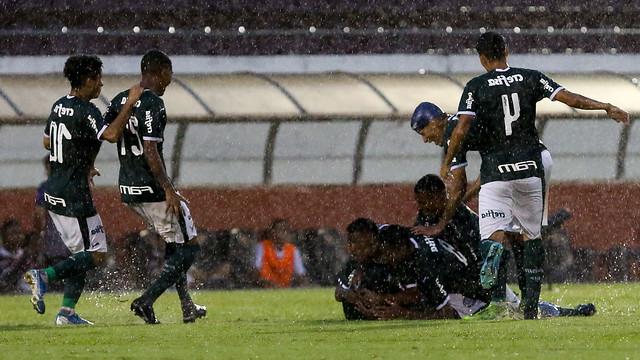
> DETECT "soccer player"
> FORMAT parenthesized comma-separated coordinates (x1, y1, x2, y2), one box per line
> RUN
(25, 55, 142, 325)
(100, 50, 204, 324)
(442, 31, 629, 319)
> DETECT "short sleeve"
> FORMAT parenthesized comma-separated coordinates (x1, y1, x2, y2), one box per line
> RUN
(418, 274, 450, 310)
(536, 71, 564, 101)
(457, 80, 479, 117)
(443, 138, 468, 170)
(139, 99, 165, 142)
(98, 96, 120, 139)
(74, 106, 103, 140)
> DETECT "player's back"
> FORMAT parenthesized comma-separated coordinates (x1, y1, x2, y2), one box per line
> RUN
(44, 95, 102, 217)
(103, 89, 167, 203)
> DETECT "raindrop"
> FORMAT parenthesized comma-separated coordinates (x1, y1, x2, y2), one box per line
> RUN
(97, 26, 104, 34)
(238, 26, 246, 34)
(61, 26, 68, 34)
(204, 26, 211, 34)
(610, 48, 618, 54)
(614, 26, 621, 34)
(168, 26, 175, 34)
(460, 6, 469, 13)
(133, 26, 140, 33)
(479, 27, 486, 33)
(513, 26, 521, 34)
(580, 26, 588, 33)
(418, 68, 426, 75)
(377, 27, 384, 34)
(547, 26, 554, 33)
(309, 26, 317, 33)
(343, 26, 351, 33)
(445, 26, 453, 33)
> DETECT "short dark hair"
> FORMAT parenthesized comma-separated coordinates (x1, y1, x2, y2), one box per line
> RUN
(476, 31, 507, 60)
(346, 218, 378, 237)
(414, 174, 446, 195)
(63, 55, 102, 88)
(141, 50, 172, 74)
(377, 225, 412, 252)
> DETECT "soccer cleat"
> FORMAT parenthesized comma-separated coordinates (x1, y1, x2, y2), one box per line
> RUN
(480, 242, 504, 289)
(24, 269, 47, 314)
(182, 303, 207, 323)
(55, 310, 94, 325)
(131, 298, 160, 324)
(464, 302, 523, 321)
(574, 303, 597, 316)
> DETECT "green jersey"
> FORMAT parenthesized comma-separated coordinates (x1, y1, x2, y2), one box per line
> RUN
(102, 89, 167, 203)
(457, 67, 563, 183)
(43, 95, 102, 217)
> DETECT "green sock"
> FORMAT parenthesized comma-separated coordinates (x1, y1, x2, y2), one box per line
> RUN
(511, 241, 526, 299)
(167, 243, 198, 306)
(141, 243, 198, 304)
(44, 267, 57, 282)
(51, 252, 95, 280)
(61, 273, 86, 309)
(523, 239, 545, 319)
(491, 251, 510, 302)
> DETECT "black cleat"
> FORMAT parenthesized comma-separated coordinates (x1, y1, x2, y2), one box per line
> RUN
(131, 298, 160, 324)
(182, 303, 207, 323)
(575, 303, 597, 316)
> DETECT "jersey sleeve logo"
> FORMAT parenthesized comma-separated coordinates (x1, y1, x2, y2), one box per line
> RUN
(465, 92, 474, 109)
(539, 78, 556, 94)
(87, 114, 98, 133)
(145, 110, 153, 133)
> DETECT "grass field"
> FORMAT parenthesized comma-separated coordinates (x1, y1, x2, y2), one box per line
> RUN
(1, 283, 639, 359)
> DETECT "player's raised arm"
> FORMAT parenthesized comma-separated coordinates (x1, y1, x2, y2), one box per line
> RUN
(553, 89, 630, 124)
(98, 83, 144, 143)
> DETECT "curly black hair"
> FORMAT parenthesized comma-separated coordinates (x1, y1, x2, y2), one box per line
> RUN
(476, 31, 507, 60)
(141, 49, 172, 74)
(63, 55, 102, 88)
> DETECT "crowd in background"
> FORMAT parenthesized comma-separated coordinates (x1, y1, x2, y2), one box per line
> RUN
(2, 213, 640, 294)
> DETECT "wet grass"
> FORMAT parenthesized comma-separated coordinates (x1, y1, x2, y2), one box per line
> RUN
(0, 283, 638, 359)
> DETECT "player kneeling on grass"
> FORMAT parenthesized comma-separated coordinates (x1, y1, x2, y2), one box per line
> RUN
(336, 218, 596, 320)
(25, 55, 143, 325)
(100, 50, 204, 324)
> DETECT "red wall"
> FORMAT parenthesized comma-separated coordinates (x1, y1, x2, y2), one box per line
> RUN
(3, 183, 640, 251)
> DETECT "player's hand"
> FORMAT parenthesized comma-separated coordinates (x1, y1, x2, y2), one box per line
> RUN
(127, 83, 144, 104)
(606, 104, 630, 124)
(411, 223, 445, 237)
(165, 189, 188, 218)
(88, 167, 101, 189)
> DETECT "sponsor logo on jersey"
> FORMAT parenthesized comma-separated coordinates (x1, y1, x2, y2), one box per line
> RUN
(44, 193, 67, 207)
(465, 92, 474, 109)
(481, 210, 506, 219)
(120, 97, 141, 107)
(497, 160, 538, 173)
(119, 185, 155, 195)
(539, 78, 556, 94)
(53, 104, 74, 118)
(90, 224, 104, 236)
(87, 114, 98, 133)
(435, 278, 447, 297)
(145, 111, 153, 133)
(487, 74, 524, 87)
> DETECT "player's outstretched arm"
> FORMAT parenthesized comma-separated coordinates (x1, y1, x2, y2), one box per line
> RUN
(100, 84, 144, 143)
(553, 89, 630, 124)
(441, 114, 473, 178)
(143, 140, 187, 217)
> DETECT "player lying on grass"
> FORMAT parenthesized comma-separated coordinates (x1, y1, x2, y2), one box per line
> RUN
(335, 218, 596, 320)
(25, 55, 143, 325)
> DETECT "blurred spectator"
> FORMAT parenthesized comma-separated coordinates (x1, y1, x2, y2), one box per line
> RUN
(227, 228, 258, 288)
(255, 219, 308, 288)
(300, 228, 348, 286)
(0, 220, 44, 292)
(542, 209, 574, 286)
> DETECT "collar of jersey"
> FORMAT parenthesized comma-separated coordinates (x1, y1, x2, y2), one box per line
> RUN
(495, 66, 511, 72)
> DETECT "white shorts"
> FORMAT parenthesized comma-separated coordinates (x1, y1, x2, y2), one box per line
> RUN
(479, 176, 543, 240)
(128, 201, 197, 244)
(48, 212, 107, 254)
(541, 149, 553, 226)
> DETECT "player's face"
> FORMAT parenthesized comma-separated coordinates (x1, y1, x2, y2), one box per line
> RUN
(347, 231, 378, 263)
(156, 67, 173, 96)
(414, 191, 446, 220)
(86, 73, 103, 99)
(418, 121, 444, 146)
